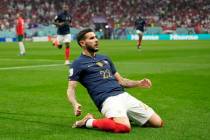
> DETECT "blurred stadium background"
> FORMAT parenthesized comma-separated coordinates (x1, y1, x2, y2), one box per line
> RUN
(0, 0, 210, 41)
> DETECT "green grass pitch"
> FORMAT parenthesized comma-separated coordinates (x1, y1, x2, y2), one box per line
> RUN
(0, 40, 210, 140)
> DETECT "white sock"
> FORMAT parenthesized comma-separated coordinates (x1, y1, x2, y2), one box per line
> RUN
(19, 42, 25, 54)
(85, 119, 95, 128)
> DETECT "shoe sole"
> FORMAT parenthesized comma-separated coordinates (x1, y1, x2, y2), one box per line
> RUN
(72, 114, 94, 128)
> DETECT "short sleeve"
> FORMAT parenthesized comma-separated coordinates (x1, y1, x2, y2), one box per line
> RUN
(54, 15, 58, 22)
(54, 13, 62, 22)
(68, 61, 81, 81)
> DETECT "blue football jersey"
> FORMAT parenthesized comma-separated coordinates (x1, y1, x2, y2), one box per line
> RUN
(135, 17, 145, 32)
(54, 11, 71, 35)
(69, 54, 124, 111)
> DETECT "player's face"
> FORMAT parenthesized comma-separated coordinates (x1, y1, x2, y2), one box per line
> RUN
(16, 13, 20, 18)
(63, 5, 68, 12)
(82, 32, 99, 52)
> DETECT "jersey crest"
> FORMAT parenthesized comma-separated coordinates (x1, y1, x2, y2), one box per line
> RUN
(96, 62, 104, 67)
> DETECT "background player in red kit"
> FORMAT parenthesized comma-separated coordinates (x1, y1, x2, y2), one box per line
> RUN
(16, 13, 26, 56)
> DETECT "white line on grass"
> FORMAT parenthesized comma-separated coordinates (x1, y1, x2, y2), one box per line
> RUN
(0, 64, 64, 70)
(0, 58, 63, 62)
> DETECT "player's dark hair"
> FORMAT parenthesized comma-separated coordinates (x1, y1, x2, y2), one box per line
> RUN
(17, 12, 23, 17)
(77, 28, 93, 46)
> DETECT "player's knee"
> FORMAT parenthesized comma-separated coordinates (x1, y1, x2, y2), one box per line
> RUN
(148, 113, 163, 128)
(152, 119, 164, 128)
(153, 120, 163, 128)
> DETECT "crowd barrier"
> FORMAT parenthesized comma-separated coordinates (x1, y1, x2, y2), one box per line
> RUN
(1, 34, 210, 42)
(128, 34, 210, 40)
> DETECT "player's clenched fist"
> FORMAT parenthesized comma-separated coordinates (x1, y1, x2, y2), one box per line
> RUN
(138, 78, 152, 88)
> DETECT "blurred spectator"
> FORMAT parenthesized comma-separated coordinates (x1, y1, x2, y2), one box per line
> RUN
(0, 0, 209, 33)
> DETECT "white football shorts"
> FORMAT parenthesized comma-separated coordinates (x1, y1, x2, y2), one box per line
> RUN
(101, 92, 155, 125)
(57, 34, 71, 44)
(136, 30, 143, 35)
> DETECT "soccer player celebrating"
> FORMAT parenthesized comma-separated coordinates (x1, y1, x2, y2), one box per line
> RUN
(53, 4, 72, 65)
(16, 13, 26, 56)
(67, 28, 163, 133)
(135, 17, 145, 49)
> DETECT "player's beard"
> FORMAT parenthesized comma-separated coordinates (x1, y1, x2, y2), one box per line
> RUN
(86, 44, 99, 53)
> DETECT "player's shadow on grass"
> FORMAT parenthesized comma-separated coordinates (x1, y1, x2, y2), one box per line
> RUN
(0, 111, 154, 133)
(0, 111, 71, 128)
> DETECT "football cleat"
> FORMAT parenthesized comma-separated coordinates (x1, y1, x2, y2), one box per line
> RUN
(19, 53, 25, 56)
(137, 45, 141, 49)
(64, 60, 70, 65)
(72, 113, 94, 128)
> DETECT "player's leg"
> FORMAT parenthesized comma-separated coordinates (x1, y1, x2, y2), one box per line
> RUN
(87, 117, 130, 133)
(126, 92, 163, 127)
(73, 94, 131, 133)
(63, 34, 71, 65)
(136, 30, 143, 49)
(19, 41, 26, 55)
(54, 35, 62, 49)
(18, 35, 26, 55)
(64, 42, 70, 64)
(52, 35, 60, 48)
(73, 114, 130, 133)
(97, 93, 131, 132)
(144, 112, 163, 127)
(138, 34, 143, 49)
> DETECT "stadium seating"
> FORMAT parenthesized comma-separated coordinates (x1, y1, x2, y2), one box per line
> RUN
(0, 30, 16, 38)
(145, 27, 163, 35)
(176, 28, 189, 34)
(0, 0, 209, 38)
(176, 28, 196, 34)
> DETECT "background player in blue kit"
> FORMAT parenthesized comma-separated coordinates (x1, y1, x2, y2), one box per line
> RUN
(53, 4, 72, 65)
(66, 28, 163, 133)
(135, 17, 145, 49)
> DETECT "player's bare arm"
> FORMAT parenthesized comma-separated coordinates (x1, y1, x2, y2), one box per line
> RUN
(67, 81, 82, 116)
(114, 72, 152, 88)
